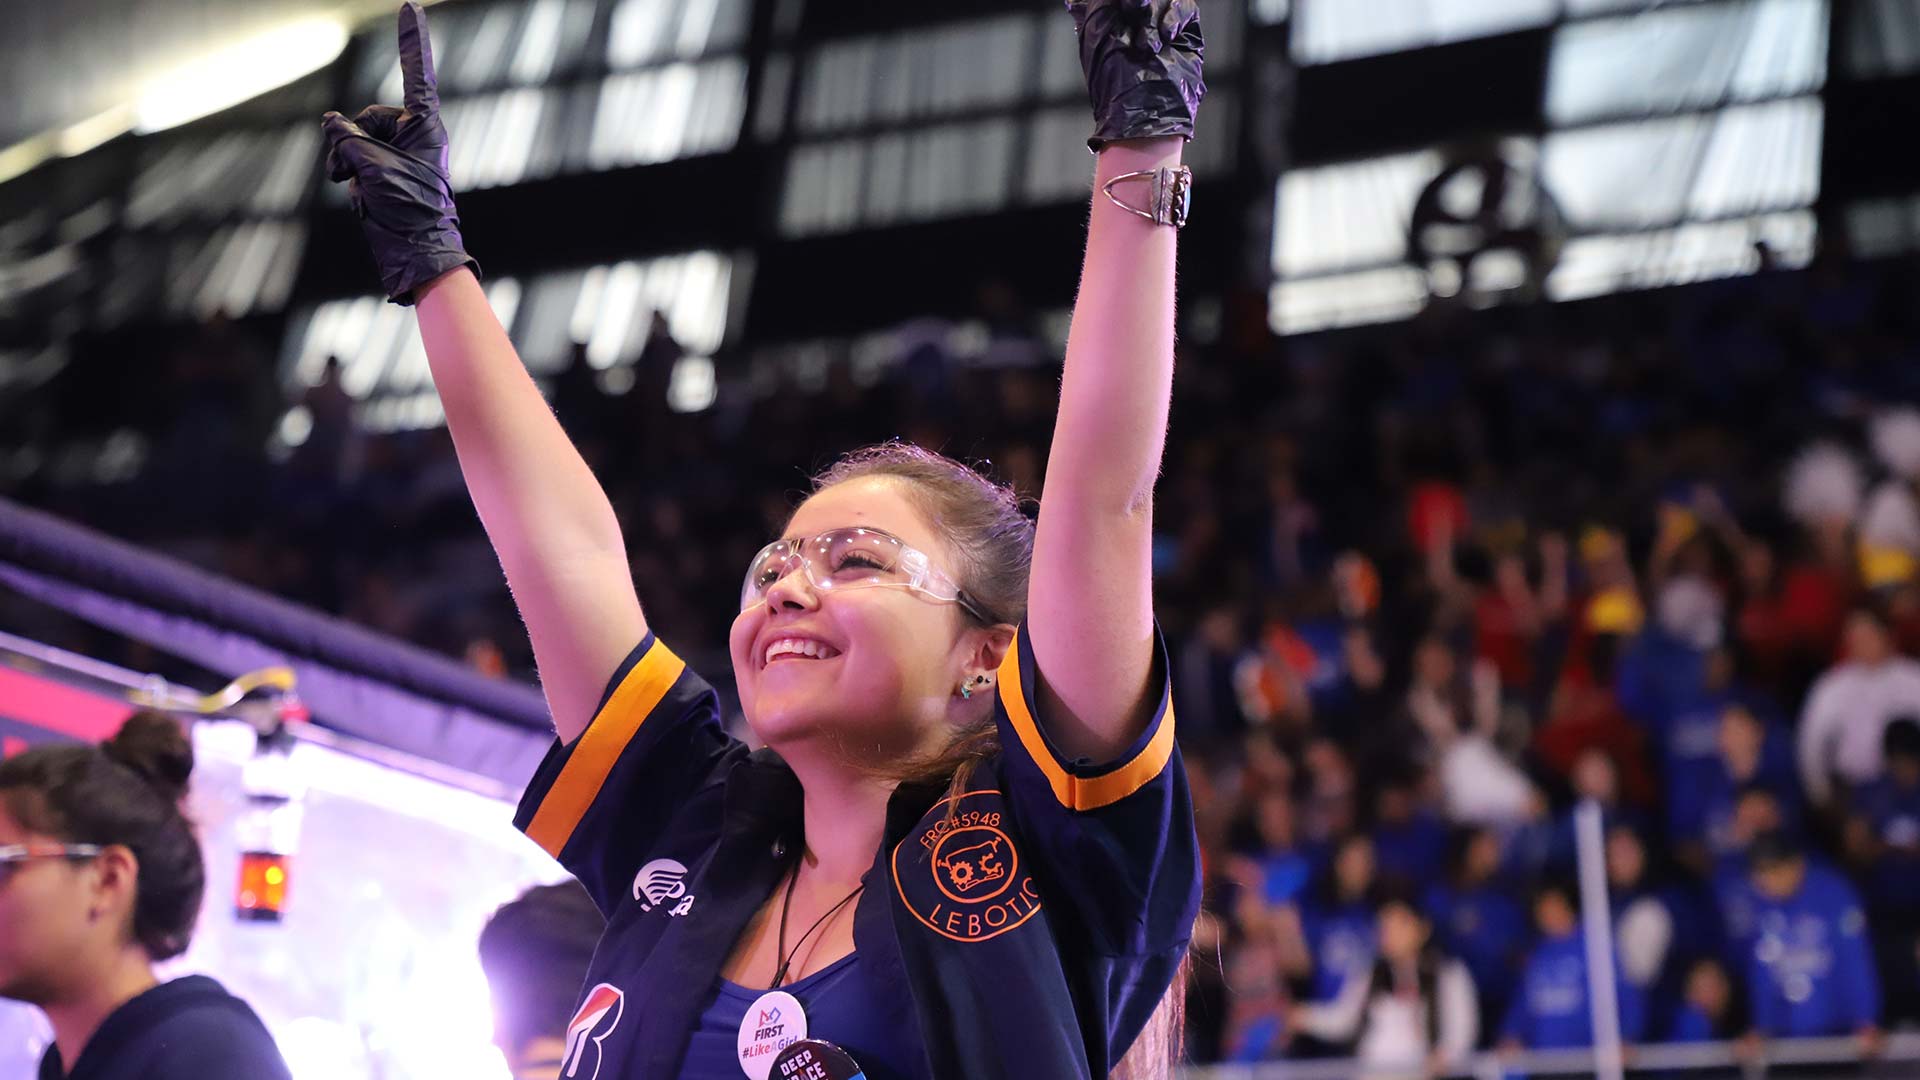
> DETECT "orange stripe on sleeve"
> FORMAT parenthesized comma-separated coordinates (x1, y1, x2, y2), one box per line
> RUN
(524, 640, 687, 857)
(997, 629, 1177, 812)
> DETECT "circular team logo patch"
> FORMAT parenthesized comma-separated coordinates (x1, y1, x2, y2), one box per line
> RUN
(892, 790, 1042, 942)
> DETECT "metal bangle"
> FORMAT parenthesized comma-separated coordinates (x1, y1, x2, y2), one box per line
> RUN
(1100, 165, 1192, 228)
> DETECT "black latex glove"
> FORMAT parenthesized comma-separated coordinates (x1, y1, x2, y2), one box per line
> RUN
(321, 3, 478, 305)
(1067, 0, 1206, 152)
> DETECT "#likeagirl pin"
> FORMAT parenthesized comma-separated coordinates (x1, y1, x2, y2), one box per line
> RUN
(736, 989, 807, 1080)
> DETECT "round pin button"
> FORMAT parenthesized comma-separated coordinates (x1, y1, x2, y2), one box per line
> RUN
(771, 1039, 866, 1080)
(737, 989, 807, 1080)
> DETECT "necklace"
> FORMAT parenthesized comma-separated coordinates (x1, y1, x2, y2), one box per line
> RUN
(770, 860, 865, 987)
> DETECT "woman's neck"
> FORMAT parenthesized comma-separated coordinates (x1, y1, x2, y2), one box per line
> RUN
(790, 760, 895, 886)
(43, 950, 158, 1069)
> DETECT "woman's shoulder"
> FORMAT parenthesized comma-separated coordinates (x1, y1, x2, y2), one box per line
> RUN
(129, 977, 291, 1078)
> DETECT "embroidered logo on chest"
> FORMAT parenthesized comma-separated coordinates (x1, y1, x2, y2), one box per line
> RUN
(892, 790, 1042, 942)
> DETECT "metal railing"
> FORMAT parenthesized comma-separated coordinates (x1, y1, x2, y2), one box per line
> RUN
(1182, 1032, 1920, 1079)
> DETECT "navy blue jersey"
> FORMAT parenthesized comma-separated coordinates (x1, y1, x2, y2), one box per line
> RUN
(38, 976, 291, 1080)
(513, 623, 1199, 1079)
(1745, 863, 1880, 1038)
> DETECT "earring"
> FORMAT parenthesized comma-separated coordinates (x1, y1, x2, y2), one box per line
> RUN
(960, 674, 993, 699)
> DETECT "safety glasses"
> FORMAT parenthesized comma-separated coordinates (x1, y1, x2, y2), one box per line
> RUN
(740, 526, 985, 621)
(0, 842, 102, 884)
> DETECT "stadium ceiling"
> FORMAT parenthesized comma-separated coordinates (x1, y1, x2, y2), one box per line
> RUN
(0, 1, 432, 181)
(6, 0, 1920, 442)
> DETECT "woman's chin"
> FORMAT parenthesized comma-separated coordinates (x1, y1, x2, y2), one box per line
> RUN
(745, 691, 842, 746)
(746, 694, 916, 764)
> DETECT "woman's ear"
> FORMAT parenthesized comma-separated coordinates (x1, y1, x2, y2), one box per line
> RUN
(966, 623, 1018, 683)
(87, 845, 140, 925)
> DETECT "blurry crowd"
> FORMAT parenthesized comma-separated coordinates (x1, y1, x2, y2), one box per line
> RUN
(12, 241, 1920, 1070)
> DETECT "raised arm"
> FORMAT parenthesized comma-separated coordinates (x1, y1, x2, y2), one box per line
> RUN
(322, 5, 641, 742)
(416, 271, 644, 742)
(1028, 1, 1203, 762)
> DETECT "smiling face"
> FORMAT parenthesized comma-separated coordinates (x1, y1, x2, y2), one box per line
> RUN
(727, 476, 999, 763)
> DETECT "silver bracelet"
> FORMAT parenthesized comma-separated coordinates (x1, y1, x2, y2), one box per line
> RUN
(1101, 165, 1192, 229)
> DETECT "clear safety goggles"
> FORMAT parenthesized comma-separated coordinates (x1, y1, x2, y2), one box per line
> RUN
(740, 526, 985, 621)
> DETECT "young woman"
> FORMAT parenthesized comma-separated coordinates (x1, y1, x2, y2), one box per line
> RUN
(0, 711, 292, 1080)
(1294, 833, 1380, 1006)
(1284, 893, 1478, 1078)
(320, 3, 1206, 1077)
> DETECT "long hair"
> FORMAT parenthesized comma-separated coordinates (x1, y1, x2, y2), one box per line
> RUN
(805, 442, 1190, 1077)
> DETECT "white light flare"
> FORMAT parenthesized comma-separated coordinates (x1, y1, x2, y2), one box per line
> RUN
(134, 17, 351, 135)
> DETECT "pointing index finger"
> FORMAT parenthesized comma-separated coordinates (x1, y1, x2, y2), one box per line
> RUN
(397, 1, 440, 116)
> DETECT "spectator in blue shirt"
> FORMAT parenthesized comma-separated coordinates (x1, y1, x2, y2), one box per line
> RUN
(1711, 786, 1796, 969)
(1741, 831, 1881, 1053)
(1846, 716, 1920, 1025)
(1298, 834, 1381, 1007)
(1223, 789, 1315, 988)
(1250, 788, 1313, 907)
(1427, 827, 1527, 1039)
(1542, 749, 1648, 872)
(1625, 643, 1780, 841)
(1220, 937, 1290, 1063)
(1606, 823, 1717, 1031)
(1679, 702, 1800, 878)
(1613, 624, 1709, 746)
(1669, 958, 1735, 1043)
(1499, 879, 1647, 1053)
(1370, 776, 1449, 888)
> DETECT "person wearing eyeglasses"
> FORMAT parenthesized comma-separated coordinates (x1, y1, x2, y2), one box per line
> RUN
(320, 4, 1202, 1077)
(0, 710, 291, 1080)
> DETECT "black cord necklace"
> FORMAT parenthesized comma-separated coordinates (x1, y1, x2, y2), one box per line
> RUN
(771, 860, 865, 987)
